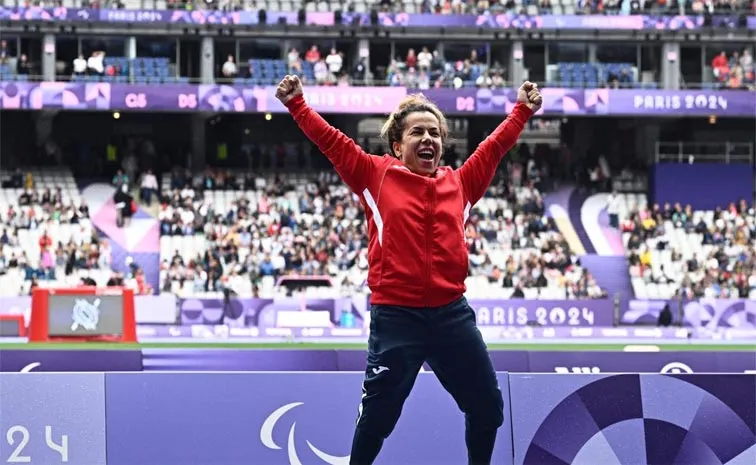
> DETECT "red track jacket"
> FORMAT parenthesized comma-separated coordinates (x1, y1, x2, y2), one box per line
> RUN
(286, 95, 533, 307)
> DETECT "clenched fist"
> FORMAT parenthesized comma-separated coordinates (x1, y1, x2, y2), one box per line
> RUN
(517, 81, 543, 112)
(275, 75, 303, 105)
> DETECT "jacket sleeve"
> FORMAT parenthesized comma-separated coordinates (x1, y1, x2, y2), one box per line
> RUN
(285, 94, 375, 192)
(456, 102, 532, 205)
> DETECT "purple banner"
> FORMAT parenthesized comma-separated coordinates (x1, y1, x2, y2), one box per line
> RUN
(0, 350, 144, 372)
(178, 296, 612, 327)
(509, 373, 756, 465)
(2, 82, 754, 117)
(178, 295, 368, 326)
(1, 6, 753, 30)
(104, 372, 514, 465)
(352, 12, 756, 30)
(624, 298, 756, 328)
(653, 164, 755, 211)
(140, 349, 756, 373)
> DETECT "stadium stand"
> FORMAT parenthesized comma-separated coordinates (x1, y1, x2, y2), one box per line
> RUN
(69, 56, 190, 84)
(0, 168, 152, 297)
(617, 193, 756, 300)
(156, 166, 606, 300)
(0, 162, 604, 300)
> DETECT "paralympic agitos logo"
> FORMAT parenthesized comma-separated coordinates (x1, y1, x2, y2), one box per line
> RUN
(260, 403, 350, 465)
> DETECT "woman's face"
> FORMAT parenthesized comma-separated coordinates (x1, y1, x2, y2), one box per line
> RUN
(392, 111, 443, 176)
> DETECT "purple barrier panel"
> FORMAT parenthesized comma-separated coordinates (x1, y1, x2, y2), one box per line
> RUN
(0, 350, 144, 372)
(527, 351, 756, 374)
(467, 298, 613, 327)
(141, 348, 339, 371)
(0, 373, 107, 464)
(623, 299, 756, 329)
(509, 373, 756, 465)
(142, 349, 532, 372)
(104, 372, 514, 465)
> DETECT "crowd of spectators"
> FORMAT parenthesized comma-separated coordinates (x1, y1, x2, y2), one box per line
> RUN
(622, 199, 756, 299)
(0, 39, 32, 81)
(710, 47, 755, 90)
(384, 47, 508, 90)
(156, 158, 606, 299)
(0, 171, 153, 296)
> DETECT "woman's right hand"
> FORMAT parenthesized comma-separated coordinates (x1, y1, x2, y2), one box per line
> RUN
(275, 75, 303, 105)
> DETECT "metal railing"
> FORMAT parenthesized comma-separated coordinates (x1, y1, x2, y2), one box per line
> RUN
(655, 141, 755, 164)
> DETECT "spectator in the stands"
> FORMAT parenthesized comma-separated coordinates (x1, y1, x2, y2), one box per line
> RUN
(0, 40, 8, 64)
(222, 55, 238, 79)
(287, 48, 302, 74)
(417, 47, 432, 72)
(305, 45, 320, 63)
(87, 51, 105, 75)
(112, 169, 129, 189)
(73, 54, 87, 76)
(325, 48, 343, 78)
(16, 54, 29, 75)
(114, 184, 134, 228)
(139, 169, 159, 206)
(314, 59, 330, 85)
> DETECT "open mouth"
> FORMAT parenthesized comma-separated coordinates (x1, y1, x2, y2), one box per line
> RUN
(417, 149, 435, 160)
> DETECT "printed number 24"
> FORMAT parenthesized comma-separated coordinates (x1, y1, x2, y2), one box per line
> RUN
(6, 426, 68, 463)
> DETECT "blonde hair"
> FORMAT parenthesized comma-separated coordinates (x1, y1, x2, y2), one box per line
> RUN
(380, 93, 448, 158)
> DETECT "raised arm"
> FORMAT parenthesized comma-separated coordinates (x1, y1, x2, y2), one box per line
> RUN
(456, 82, 542, 205)
(279, 76, 375, 193)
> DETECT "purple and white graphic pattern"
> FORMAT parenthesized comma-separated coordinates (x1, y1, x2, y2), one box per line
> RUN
(2, 82, 754, 117)
(509, 373, 756, 465)
(1, 7, 753, 30)
(624, 298, 756, 329)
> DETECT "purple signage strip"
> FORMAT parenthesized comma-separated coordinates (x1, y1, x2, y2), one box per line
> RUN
(139, 348, 756, 373)
(2, 82, 754, 117)
(467, 298, 613, 326)
(135, 324, 756, 340)
(103, 372, 514, 465)
(0, 350, 144, 372)
(1, 7, 753, 30)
